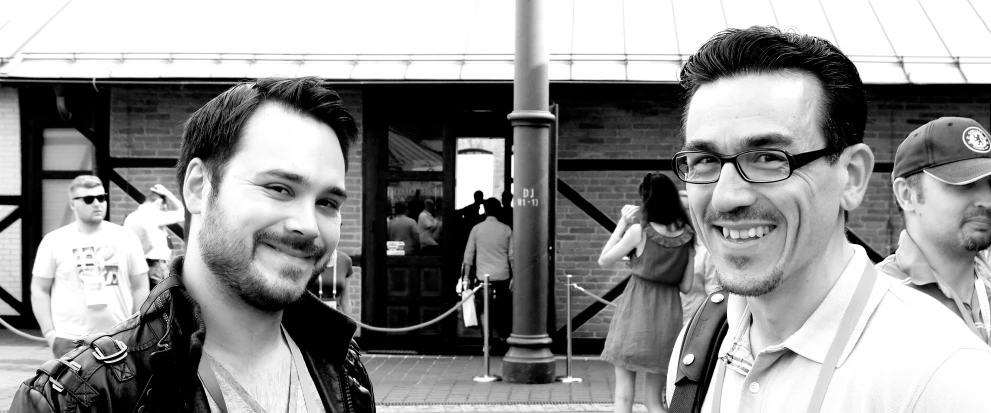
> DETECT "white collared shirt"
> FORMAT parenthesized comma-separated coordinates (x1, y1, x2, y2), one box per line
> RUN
(667, 245, 991, 412)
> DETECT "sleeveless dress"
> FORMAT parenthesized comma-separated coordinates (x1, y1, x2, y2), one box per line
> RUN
(600, 223, 695, 374)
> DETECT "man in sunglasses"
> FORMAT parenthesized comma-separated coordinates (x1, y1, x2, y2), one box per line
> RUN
(29, 174, 150, 358)
(666, 27, 991, 412)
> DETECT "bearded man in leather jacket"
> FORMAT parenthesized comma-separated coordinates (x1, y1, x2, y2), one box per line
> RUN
(10, 77, 375, 413)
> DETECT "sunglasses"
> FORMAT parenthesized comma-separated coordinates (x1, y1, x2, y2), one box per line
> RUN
(73, 194, 107, 204)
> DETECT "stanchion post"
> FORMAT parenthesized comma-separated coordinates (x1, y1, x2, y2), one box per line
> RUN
(474, 274, 502, 382)
(555, 274, 582, 383)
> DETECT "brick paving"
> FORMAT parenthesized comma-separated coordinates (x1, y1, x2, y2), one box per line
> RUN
(1, 330, 647, 412)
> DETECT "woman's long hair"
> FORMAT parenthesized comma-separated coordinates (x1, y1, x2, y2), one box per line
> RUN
(639, 173, 691, 229)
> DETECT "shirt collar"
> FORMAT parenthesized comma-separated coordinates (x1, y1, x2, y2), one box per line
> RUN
(725, 245, 883, 366)
(889, 230, 991, 300)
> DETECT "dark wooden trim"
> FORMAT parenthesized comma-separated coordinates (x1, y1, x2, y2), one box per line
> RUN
(41, 170, 90, 180)
(361, 86, 389, 331)
(92, 91, 112, 220)
(387, 171, 443, 182)
(0, 195, 20, 205)
(0, 286, 25, 315)
(547, 103, 558, 333)
(550, 276, 630, 343)
(847, 229, 886, 263)
(111, 157, 177, 168)
(557, 178, 616, 232)
(559, 158, 666, 172)
(109, 170, 147, 204)
(0, 208, 21, 234)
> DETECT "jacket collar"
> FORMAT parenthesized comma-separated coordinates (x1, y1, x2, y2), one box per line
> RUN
(140, 257, 358, 366)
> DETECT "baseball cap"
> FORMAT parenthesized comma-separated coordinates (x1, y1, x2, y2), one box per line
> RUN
(892, 117, 991, 185)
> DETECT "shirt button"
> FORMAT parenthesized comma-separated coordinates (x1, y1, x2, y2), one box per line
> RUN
(749, 382, 760, 393)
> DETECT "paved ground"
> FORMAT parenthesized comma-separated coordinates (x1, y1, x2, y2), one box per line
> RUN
(0, 329, 646, 412)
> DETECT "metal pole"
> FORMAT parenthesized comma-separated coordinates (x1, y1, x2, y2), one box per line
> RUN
(504, 0, 557, 384)
(555, 275, 582, 383)
(474, 274, 502, 382)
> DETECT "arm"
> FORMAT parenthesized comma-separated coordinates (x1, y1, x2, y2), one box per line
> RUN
(30, 276, 56, 347)
(463, 226, 478, 266)
(598, 205, 641, 268)
(126, 233, 150, 312)
(598, 224, 642, 268)
(679, 243, 696, 294)
(151, 184, 185, 226)
(409, 222, 420, 251)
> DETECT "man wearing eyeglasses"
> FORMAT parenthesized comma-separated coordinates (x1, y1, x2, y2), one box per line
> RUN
(30, 175, 149, 358)
(665, 27, 991, 412)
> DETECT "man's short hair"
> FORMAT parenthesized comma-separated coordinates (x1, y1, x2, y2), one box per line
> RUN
(67, 175, 103, 198)
(483, 197, 501, 216)
(394, 201, 409, 215)
(175, 77, 358, 236)
(680, 26, 867, 163)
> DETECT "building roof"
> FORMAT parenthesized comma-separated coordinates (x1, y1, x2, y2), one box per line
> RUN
(1, 0, 990, 84)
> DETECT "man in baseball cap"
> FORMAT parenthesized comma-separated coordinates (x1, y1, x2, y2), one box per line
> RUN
(877, 116, 991, 346)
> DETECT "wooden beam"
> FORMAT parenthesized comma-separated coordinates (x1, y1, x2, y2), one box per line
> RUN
(0, 208, 21, 234)
(0, 195, 20, 205)
(111, 157, 177, 168)
(0, 285, 25, 315)
(559, 159, 665, 172)
(556, 178, 615, 232)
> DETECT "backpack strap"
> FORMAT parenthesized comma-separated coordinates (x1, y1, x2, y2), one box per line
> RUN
(669, 291, 729, 413)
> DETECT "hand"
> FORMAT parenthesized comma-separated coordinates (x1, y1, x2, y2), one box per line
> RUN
(619, 205, 640, 225)
(150, 184, 172, 197)
(44, 330, 56, 348)
(508, 278, 513, 292)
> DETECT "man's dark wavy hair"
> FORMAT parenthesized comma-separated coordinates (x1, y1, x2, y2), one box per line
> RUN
(679, 26, 867, 163)
(176, 77, 358, 238)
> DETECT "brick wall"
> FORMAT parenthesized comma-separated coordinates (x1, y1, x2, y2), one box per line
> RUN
(0, 88, 21, 316)
(108, 84, 365, 322)
(551, 84, 991, 338)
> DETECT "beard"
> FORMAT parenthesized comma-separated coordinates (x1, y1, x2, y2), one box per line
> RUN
(961, 207, 991, 252)
(715, 259, 785, 297)
(198, 200, 326, 312)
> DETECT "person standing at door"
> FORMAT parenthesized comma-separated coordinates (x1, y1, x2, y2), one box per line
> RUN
(30, 175, 150, 358)
(598, 173, 694, 413)
(418, 198, 442, 255)
(12, 77, 375, 413)
(463, 197, 514, 345)
(388, 201, 420, 254)
(123, 184, 185, 290)
(308, 249, 355, 315)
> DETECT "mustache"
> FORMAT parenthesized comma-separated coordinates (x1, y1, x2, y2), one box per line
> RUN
(963, 207, 991, 223)
(704, 206, 779, 224)
(255, 231, 326, 257)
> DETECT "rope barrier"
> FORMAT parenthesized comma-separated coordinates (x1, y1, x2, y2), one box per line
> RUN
(351, 285, 483, 333)
(570, 282, 618, 308)
(0, 316, 47, 342)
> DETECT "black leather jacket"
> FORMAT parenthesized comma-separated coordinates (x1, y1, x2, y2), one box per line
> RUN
(9, 258, 375, 413)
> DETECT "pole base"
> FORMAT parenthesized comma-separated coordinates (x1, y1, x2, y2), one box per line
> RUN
(502, 346, 556, 383)
(473, 375, 503, 383)
(554, 376, 583, 383)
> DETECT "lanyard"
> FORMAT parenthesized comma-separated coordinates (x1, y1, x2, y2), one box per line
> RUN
(318, 250, 338, 300)
(710, 261, 877, 413)
(198, 327, 322, 413)
(929, 267, 991, 345)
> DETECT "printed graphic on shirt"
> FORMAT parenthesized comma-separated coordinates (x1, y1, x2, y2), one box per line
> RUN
(73, 245, 125, 309)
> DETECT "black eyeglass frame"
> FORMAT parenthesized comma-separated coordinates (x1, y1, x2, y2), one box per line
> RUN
(72, 194, 108, 204)
(671, 147, 835, 184)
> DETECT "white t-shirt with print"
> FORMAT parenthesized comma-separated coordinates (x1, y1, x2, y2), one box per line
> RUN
(32, 222, 149, 339)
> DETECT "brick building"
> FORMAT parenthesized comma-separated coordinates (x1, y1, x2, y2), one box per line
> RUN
(1, 1, 989, 352)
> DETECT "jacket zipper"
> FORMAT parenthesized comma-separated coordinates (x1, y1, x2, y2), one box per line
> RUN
(339, 365, 354, 413)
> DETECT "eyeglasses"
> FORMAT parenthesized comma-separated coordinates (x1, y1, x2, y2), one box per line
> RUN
(73, 194, 107, 204)
(672, 147, 834, 184)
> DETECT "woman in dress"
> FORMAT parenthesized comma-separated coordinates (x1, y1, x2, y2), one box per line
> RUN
(598, 173, 695, 413)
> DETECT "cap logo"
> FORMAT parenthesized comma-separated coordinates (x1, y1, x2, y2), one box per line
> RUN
(963, 127, 991, 153)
